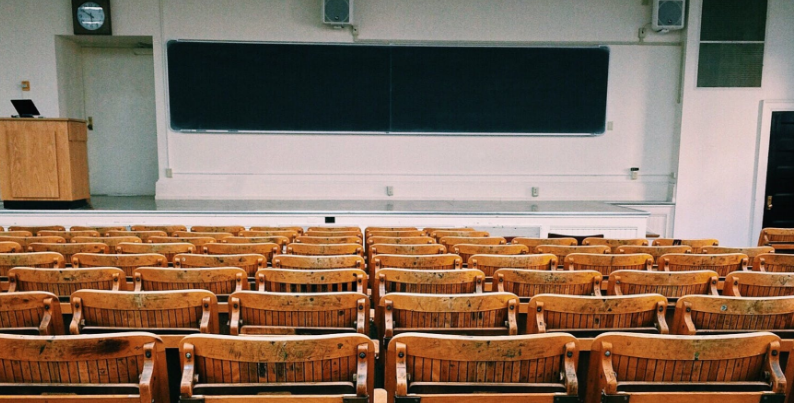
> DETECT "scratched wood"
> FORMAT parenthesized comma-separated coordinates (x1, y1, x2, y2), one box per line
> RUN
(0, 291, 64, 335)
(723, 271, 794, 297)
(653, 238, 720, 247)
(658, 253, 748, 277)
(615, 245, 693, 261)
(365, 226, 419, 236)
(672, 295, 794, 335)
(130, 224, 187, 236)
(189, 225, 246, 235)
(307, 226, 362, 233)
(0, 241, 22, 253)
(469, 254, 558, 280)
(306, 230, 363, 238)
(758, 228, 794, 251)
(106, 230, 168, 242)
(8, 267, 127, 297)
(754, 253, 794, 273)
(117, 242, 195, 264)
(241, 230, 299, 242)
(29, 242, 109, 264)
(495, 268, 603, 299)
(701, 246, 775, 270)
(274, 255, 366, 272)
(69, 225, 127, 236)
(386, 333, 578, 403)
(367, 237, 437, 264)
(587, 332, 785, 403)
(0, 230, 33, 237)
(582, 238, 649, 248)
(72, 236, 143, 250)
(133, 267, 247, 296)
(223, 236, 290, 249)
(173, 253, 264, 277)
(0, 235, 65, 249)
(454, 244, 527, 269)
(173, 230, 234, 241)
(370, 243, 446, 271)
(149, 236, 217, 253)
(440, 236, 506, 251)
(372, 254, 462, 290)
(249, 225, 305, 235)
(375, 268, 484, 306)
(286, 243, 363, 256)
(0, 252, 65, 277)
(367, 230, 425, 238)
(536, 246, 611, 269)
(512, 237, 578, 253)
(204, 243, 280, 266)
(229, 291, 369, 335)
(72, 253, 167, 277)
(7, 225, 66, 235)
(430, 230, 489, 242)
(38, 230, 100, 242)
(256, 268, 366, 294)
(608, 270, 718, 300)
(179, 333, 374, 402)
(296, 235, 363, 245)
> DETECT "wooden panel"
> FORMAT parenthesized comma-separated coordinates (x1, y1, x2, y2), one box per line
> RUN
(7, 123, 59, 198)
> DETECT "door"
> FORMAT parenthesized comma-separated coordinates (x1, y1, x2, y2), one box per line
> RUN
(763, 111, 794, 228)
(82, 47, 157, 195)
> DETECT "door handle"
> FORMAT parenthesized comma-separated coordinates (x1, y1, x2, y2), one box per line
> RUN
(767, 196, 773, 211)
(87, 116, 94, 131)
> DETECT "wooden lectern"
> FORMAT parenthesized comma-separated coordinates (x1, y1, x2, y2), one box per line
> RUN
(0, 118, 90, 209)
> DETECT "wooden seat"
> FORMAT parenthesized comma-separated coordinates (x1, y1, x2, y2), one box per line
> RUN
(387, 333, 578, 403)
(173, 253, 265, 277)
(430, 230, 489, 242)
(586, 332, 786, 403)
(494, 269, 603, 300)
(582, 237, 649, 247)
(249, 225, 304, 235)
(439, 236, 506, 251)
(29, 242, 109, 263)
(367, 229, 425, 238)
(7, 225, 66, 235)
(422, 227, 475, 234)
(0, 291, 64, 335)
(372, 254, 462, 290)
(701, 246, 775, 269)
(658, 253, 748, 277)
(0, 235, 65, 249)
(672, 295, 794, 336)
(758, 227, 794, 251)
(0, 332, 169, 403)
(469, 254, 558, 278)
(174, 230, 234, 240)
(607, 270, 719, 302)
(69, 225, 127, 235)
(0, 241, 22, 253)
(117, 241, 195, 263)
(378, 292, 519, 347)
(754, 253, 794, 272)
(0, 251, 66, 277)
(223, 235, 290, 249)
(73, 235, 143, 249)
(133, 267, 247, 297)
(307, 226, 362, 233)
(454, 244, 528, 267)
(107, 230, 167, 242)
(240, 230, 299, 242)
(8, 267, 127, 299)
(149, 236, 217, 253)
(130, 224, 187, 235)
(375, 268, 484, 305)
(527, 294, 668, 337)
(653, 238, 720, 247)
(70, 290, 220, 343)
(273, 255, 366, 272)
(724, 271, 794, 297)
(365, 226, 419, 235)
(190, 225, 245, 234)
(38, 229, 100, 241)
(229, 291, 369, 335)
(72, 253, 167, 277)
(306, 230, 363, 238)
(296, 235, 363, 245)
(536, 245, 611, 267)
(255, 268, 367, 293)
(0, 230, 33, 237)
(366, 236, 436, 263)
(286, 242, 363, 256)
(564, 253, 653, 276)
(369, 243, 446, 269)
(204, 242, 280, 264)
(615, 245, 693, 261)
(179, 333, 373, 403)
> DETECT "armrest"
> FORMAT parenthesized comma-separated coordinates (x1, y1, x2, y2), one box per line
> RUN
(563, 341, 579, 395)
(356, 344, 368, 397)
(139, 342, 156, 403)
(69, 296, 83, 335)
(229, 297, 241, 335)
(655, 301, 669, 334)
(599, 341, 618, 395)
(395, 342, 408, 396)
(180, 342, 196, 398)
(356, 298, 367, 335)
(199, 296, 212, 333)
(765, 341, 787, 394)
(507, 299, 518, 335)
(38, 297, 54, 335)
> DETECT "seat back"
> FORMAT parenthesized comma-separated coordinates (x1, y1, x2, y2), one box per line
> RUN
(536, 245, 611, 267)
(512, 237, 578, 253)
(365, 226, 419, 236)
(306, 230, 363, 238)
(454, 243, 527, 267)
(430, 230, 489, 242)
(564, 253, 653, 276)
(204, 242, 280, 263)
(527, 294, 668, 336)
(494, 268, 602, 299)
(130, 224, 187, 235)
(8, 267, 127, 298)
(249, 225, 304, 235)
(658, 253, 748, 277)
(117, 241, 194, 263)
(255, 268, 366, 293)
(29, 242, 109, 263)
(285, 242, 363, 256)
(223, 235, 290, 248)
(107, 230, 167, 242)
(367, 229, 425, 238)
(0, 236, 65, 249)
(754, 253, 794, 273)
(72, 235, 142, 249)
(0, 252, 65, 277)
(615, 245, 693, 261)
(0, 241, 22, 253)
(439, 236, 506, 250)
(149, 236, 217, 253)
(229, 291, 369, 335)
(133, 267, 247, 296)
(673, 295, 794, 335)
(702, 246, 775, 269)
(173, 253, 264, 277)
(375, 268, 484, 305)
(70, 225, 127, 236)
(0, 291, 64, 335)
(296, 235, 362, 245)
(367, 236, 435, 246)
(582, 237, 649, 247)
(373, 253, 462, 271)
(470, 254, 558, 278)
(7, 225, 66, 235)
(190, 225, 245, 234)
(607, 270, 719, 299)
(307, 226, 362, 233)
(759, 227, 794, 248)
(724, 271, 794, 297)
(653, 238, 720, 247)
(38, 229, 100, 242)
(174, 230, 234, 240)
(273, 254, 366, 271)
(72, 253, 167, 277)
(236, 230, 297, 243)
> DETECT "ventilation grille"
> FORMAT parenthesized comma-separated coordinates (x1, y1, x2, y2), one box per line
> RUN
(323, 0, 351, 24)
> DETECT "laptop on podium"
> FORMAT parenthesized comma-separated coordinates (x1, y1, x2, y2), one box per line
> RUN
(10, 99, 41, 118)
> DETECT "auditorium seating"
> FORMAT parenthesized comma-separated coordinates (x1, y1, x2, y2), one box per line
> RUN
(0, 235, 65, 249)
(723, 271, 794, 296)
(174, 253, 265, 277)
(70, 225, 126, 235)
(607, 270, 719, 301)
(7, 225, 65, 234)
(0, 251, 65, 278)
(255, 268, 367, 293)
(8, 267, 128, 298)
(563, 253, 653, 276)
(205, 242, 280, 264)
(0, 291, 64, 335)
(453, 243, 527, 266)
(29, 241, 109, 263)
(512, 236, 577, 253)
(536, 245, 610, 266)
(250, 225, 304, 235)
(149, 235, 217, 252)
(0, 240, 22, 252)
(189, 224, 245, 234)
(430, 230, 489, 242)
(371, 254, 462, 289)
(369, 242, 445, 268)
(672, 295, 794, 336)
(133, 267, 247, 297)
(470, 254, 558, 278)
(365, 226, 419, 236)
(38, 229, 100, 241)
(582, 237, 649, 247)
(306, 229, 363, 238)
(374, 268, 484, 304)
(241, 230, 299, 242)
(494, 268, 603, 299)
(296, 235, 363, 245)
(701, 245, 775, 269)
(615, 244, 693, 260)
(653, 238, 720, 247)
(273, 254, 366, 271)
(73, 235, 142, 249)
(223, 235, 290, 249)
(0, 230, 33, 237)
(754, 253, 794, 272)
(286, 242, 363, 256)
(130, 224, 187, 235)
(368, 229, 425, 237)
(658, 252, 748, 277)
(117, 241, 194, 263)
(72, 252, 167, 277)
(438, 236, 506, 251)
(107, 229, 167, 242)
(758, 227, 794, 251)
(174, 230, 234, 240)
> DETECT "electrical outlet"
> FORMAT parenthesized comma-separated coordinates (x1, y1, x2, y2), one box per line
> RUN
(386, 186, 394, 196)
(532, 187, 540, 197)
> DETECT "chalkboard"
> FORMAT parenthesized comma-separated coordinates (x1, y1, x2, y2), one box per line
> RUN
(167, 41, 609, 135)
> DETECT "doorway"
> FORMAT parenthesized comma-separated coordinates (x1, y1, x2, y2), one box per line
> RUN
(762, 111, 794, 228)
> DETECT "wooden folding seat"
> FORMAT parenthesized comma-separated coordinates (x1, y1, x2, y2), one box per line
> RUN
(377, 292, 519, 347)
(493, 268, 602, 300)
(526, 294, 669, 336)
(72, 252, 167, 277)
(29, 241, 109, 263)
(8, 267, 127, 299)
(672, 295, 794, 336)
(70, 290, 220, 344)
(0, 332, 169, 403)
(453, 243, 527, 267)
(179, 333, 374, 403)
(249, 225, 304, 235)
(229, 291, 369, 335)
(0, 251, 65, 277)
(0, 230, 33, 236)
(386, 333, 579, 403)
(586, 332, 786, 403)
(366, 236, 435, 263)
(758, 227, 794, 251)
(296, 235, 363, 245)
(374, 268, 484, 305)
(439, 236, 506, 253)
(430, 230, 489, 242)
(582, 237, 649, 247)
(273, 254, 366, 271)
(173, 253, 265, 277)
(536, 245, 611, 267)
(0, 291, 64, 335)
(133, 267, 247, 298)
(369, 243, 446, 268)
(615, 245, 693, 261)
(658, 253, 748, 277)
(607, 270, 719, 302)
(130, 224, 187, 235)
(564, 253, 653, 276)
(241, 230, 299, 242)
(372, 254, 462, 289)
(469, 254, 558, 278)
(189, 225, 245, 234)
(223, 235, 290, 249)
(107, 229, 167, 242)
(653, 237, 720, 247)
(7, 225, 65, 235)
(512, 236, 578, 253)
(367, 229, 425, 238)
(754, 253, 794, 272)
(723, 271, 794, 297)
(38, 229, 100, 242)
(0, 235, 65, 249)
(69, 225, 127, 235)
(117, 241, 194, 263)
(0, 241, 22, 253)
(73, 235, 142, 249)
(149, 235, 217, 253)
(285, 242, 363, 256)
(306, 230, 363, 238)
(174, 230, 234, 240)
(307, 226, 362, 233)
(256, 268, 367, 293)
(422, 227, 475, 234)
(205, 242, 280, 264)
(702, 246, 775, 269)
(365, 226, 419, 235)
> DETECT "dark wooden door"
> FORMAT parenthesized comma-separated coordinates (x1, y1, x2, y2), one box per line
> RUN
(763, 111, 794, 228)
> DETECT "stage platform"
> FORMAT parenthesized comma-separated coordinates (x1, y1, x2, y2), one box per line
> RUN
(0, 196, 650, 238)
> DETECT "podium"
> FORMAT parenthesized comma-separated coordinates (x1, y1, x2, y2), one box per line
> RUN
(0, 118, 90, 209)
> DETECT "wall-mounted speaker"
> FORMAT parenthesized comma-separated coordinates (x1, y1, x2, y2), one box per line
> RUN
(323, 0, 353, 26)
(652, 0, 686, 31)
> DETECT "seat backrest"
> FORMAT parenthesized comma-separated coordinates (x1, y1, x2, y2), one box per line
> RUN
(615, 245, 693, 260)
(658, 253, 748, 276)
(0, 252, 65, 277)
(367, 236, 435, 246)
(454, 244, 527, 267)
(724, 271, 794, 297)
(373, 253, 462, 271)
(512, 237, 578, 253)
(255, 268, 366, 293)
(305, 230, 362, 238)
(369, 243, 446, 269)
(38, 229, 100, 242)
(307, 226, 362, 233)
(0, 230, 36, 237)
(204, 242, 280, 263)
(754, 253, 794, 273)
(386, 333, 578, 403)
(527, 294, 668, 336)
(0, 236, 65, 249)
(536, 245, 611, 267)
(494, 268, 602, 299)
(673, 295, 794, 335)
(69, 225, 127, 236)
(173, 253, 264, 277)
(285, 242, 362, 256)
(223, 235, 290, 247)
(72, 253, 167, 277)
(582, 237, 649, 247)
(230, 291, 369, 335)
(8, 267, 127, 297)
(439, 236, 506, 250)
(174, 230, 234, 240)
(273, 254, 366, 271)
(130, 224, 187, 235)
(759, 227, 794, 246)
(133, 267, 247, 295)
(587, 332, 785, 403)
(117, 241, 194, 263)
(70, 290, 219, 335)
(0, 291, 64, 335)
(249, 226, 304, 235)
(653, 238, 720, 247)
(240, 230, 299, 242)
(430, 230, 489, 242)
(0, 332, 169, 403)
(7, 225, 66, 235)
(607, 270, 719, 299)
(190, 225, 245, 234)
(179, 333, 373, 402)
(367, 229, 425, 238)
(0, 241, 22, 253)
(702, 246, 775, 268)
(469, 254, 558, 277)
(29, 242, 109, 263)
(365, 226, 419, 235)
(564, 253, 653, 275)
(295, 235, 362, 245)
(375, 268, 484, 304)
(107, 230, 167, 242)
(72, 235, 142, 249)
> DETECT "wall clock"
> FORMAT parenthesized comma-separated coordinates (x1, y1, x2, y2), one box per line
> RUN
(72, 0, 112, 35)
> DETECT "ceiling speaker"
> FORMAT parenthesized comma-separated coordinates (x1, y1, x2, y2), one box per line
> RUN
(652, 0, 685, 31)
(323, 0, 352, 26)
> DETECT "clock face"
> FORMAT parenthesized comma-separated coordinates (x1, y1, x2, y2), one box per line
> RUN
(76, 2, 105, 30)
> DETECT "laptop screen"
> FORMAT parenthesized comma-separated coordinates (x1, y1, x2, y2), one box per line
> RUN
(10, 99, 40, 116)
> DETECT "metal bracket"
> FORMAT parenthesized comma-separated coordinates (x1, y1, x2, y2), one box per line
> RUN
(553, 396, 581, 403)
(394, 397, 421, 403)
(760, 394, 786, 403)
(343, 396, 370, 403)
(601, 393, 630, 403)
(179, 397, 205, 403)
